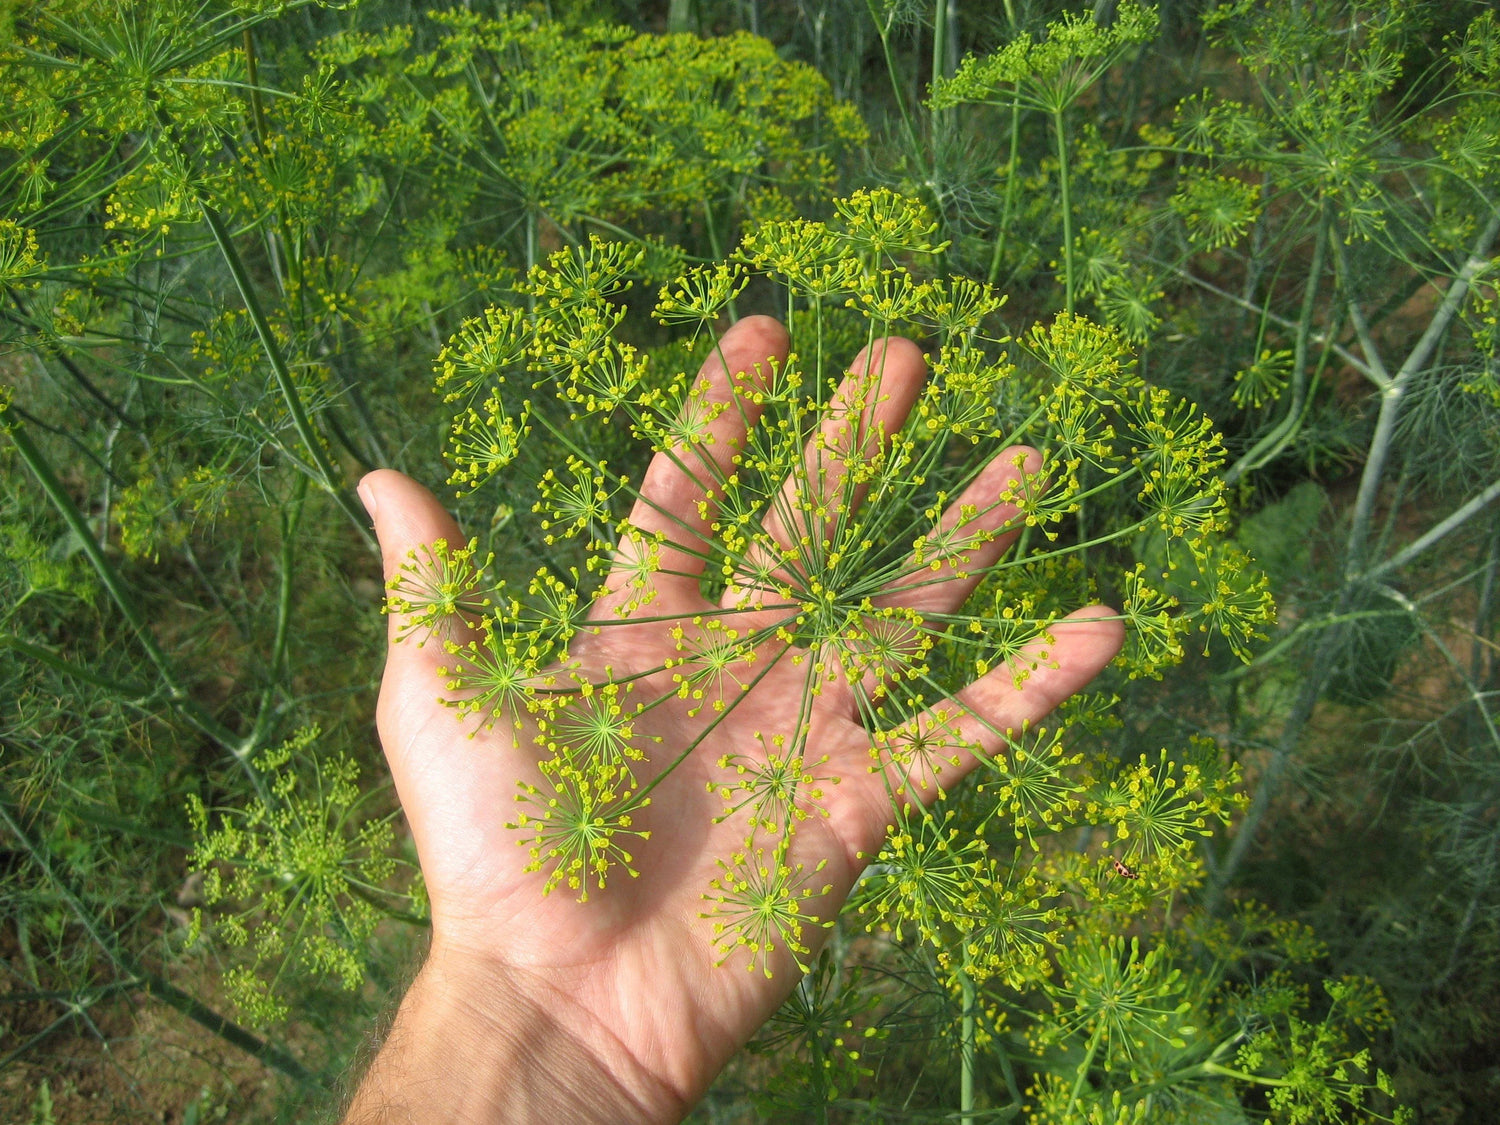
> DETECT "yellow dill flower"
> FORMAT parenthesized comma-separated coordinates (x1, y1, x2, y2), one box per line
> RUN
(0, 220, 44, 286)
(854, 805, 991, 945)
(700, 846, 832, 978)
(509, 760, 650, 901)
(710, 731, 834, 841)
(655, 262, 748, 331)
(384, 537, 493, 645)
(444, 391, 529, 494)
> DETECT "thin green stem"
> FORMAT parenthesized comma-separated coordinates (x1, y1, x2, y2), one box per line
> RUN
(1224, 205, 1331, 485)
(1062, 1024, 1104, 1122)
(1159, 261, 1373, 382)
(1053, 108, 1075, 315)
(0, 632, 151, 696)
(988, 91, 1023, 287)
(865, 1, 923, 162)
(960, 965, 977, 1125)
(702, 200, 738, 320)
(1193, 1061, 1297, 1087)
(251, 473, 308, 748)
(242, 28, 270, 146)
(347, 882, 431, 928)
(625, 645, 792, 809)
(192, 194, 374, 548)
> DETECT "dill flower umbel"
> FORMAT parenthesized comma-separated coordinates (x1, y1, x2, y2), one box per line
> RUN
(185, 727, 417, 1026)
(407, 188, 1271, 978)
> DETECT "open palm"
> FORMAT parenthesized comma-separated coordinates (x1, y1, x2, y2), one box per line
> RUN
(357, 315, 1122, 1120)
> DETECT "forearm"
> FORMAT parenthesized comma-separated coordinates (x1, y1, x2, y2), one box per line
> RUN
(342, 944, 686, 1125)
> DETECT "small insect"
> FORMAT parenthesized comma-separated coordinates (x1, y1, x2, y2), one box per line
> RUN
(1111, 856, 1140, 880)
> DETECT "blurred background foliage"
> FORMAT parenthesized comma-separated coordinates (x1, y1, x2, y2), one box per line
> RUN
(0, 0, 1496, 1120)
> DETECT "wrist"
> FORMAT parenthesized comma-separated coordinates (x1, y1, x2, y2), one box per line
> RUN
(343, 941, 687, 1125)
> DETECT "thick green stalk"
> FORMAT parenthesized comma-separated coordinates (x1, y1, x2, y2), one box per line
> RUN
(810, 1027, 831, 1125)
(242, 28, 270, 145)
(1213, 212, 1500, 905)
(1344, 209, 1500, 578)
(1470, 523, 1500, 683)
(5, 419, 246, 760)
(195, 199, 374, 549)
(1053, 108, 1075, 314)
(1361, 476, 1500, 584)
(931, 0, 952, 153)
(1209, 623, 1338, 909)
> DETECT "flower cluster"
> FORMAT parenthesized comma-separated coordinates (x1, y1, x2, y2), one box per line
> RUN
(930, 1, 1159, 116)
(185, 727, 418, 1025)
(405, 188, 1274, 983)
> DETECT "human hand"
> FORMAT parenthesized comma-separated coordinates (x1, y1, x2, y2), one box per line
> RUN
(343, 316, 1123, 1123)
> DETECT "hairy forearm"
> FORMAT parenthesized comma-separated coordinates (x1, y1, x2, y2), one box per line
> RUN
(341, 944, 686, 1125)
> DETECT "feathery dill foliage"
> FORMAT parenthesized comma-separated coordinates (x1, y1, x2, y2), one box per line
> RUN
(324, 10, 866, 268)
(405, 187, 1272, 967)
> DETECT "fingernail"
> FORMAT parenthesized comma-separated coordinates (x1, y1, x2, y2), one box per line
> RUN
(357, 478, 378, 520)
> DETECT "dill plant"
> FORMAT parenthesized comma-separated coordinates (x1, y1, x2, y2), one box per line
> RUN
(376, 182, 1416, 1122)
(0, 0, 1467, 1117)
(389, 188, 1274, 1071)
(322, 10, 866, 273)
(902, 2, 1497, 1115)
(929, 0, 1159, 314)
(184, 725, 417, 1026)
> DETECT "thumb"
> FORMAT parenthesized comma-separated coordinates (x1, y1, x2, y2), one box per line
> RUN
(358, 472, 518, 891)
(359, 468, 483, 692)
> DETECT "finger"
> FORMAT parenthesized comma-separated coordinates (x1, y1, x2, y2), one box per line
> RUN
(873, 445, 1041, 617)
(358, 471, 536, 917)
(727, 336, 927, 607)
(872, 605, 1124, 803)
(613, 315, 788, 606)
